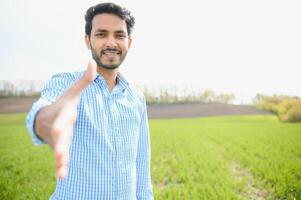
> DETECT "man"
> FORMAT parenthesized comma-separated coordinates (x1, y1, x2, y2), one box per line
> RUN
(26, 2, 154, 199)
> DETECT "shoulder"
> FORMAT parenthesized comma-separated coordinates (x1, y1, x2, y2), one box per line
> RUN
(126, 84, 146, 104)
(45, 71, 84, 88)
(50, 71, 83, 82)
(41, 71, 84, 101)
(125, 85, 148, 116)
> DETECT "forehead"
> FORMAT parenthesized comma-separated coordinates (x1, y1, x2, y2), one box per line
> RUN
(91, 13, 127, 32)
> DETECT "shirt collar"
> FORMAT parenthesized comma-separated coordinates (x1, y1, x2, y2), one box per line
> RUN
(94, 71, 129, 90)
(116, 72, 129, 89)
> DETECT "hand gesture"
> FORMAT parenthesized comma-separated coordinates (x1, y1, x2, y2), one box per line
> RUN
(35, 60, 96, 179)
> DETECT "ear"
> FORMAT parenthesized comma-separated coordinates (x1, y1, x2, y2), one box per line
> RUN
(85, 35, 91, 50)
(128, 37, 132, 49)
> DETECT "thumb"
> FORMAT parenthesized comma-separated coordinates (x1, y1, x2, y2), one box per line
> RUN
(64, 60, 97, 98)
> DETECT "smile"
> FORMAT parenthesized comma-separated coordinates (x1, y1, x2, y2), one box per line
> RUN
(102, 49, 121, 55)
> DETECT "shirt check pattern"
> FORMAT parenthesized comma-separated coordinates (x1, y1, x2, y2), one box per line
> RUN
(26, 71, 154, 200)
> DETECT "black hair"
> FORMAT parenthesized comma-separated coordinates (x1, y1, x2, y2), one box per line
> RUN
(85, 2, 135, 37)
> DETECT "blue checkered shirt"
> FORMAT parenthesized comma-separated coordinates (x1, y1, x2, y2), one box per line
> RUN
(26, 71, 154, 200)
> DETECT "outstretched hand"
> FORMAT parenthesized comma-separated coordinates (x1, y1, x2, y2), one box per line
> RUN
(35, 60, 97, 179)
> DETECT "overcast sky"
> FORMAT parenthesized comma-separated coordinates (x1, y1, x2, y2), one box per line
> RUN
(1, 0, 300, 103)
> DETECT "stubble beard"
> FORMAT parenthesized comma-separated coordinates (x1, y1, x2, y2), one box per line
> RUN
(91, 47, 125, 70)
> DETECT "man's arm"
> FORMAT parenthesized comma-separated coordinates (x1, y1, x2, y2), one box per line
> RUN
(26, 61, 96, 179)
(136, 98, 154, 200)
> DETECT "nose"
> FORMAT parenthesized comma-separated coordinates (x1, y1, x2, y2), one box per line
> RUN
(105, 35, 117, 48)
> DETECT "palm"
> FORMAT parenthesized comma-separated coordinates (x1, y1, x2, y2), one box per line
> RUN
(50, 60, 96, 179)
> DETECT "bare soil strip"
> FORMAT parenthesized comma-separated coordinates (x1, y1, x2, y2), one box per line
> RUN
(229, 161, 269, 200)
(0, 97, 38, 113)
(0, 97, 272, 119)
(148, 103, 271, 119)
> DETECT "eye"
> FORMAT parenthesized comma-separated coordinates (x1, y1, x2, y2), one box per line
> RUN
(117, 34, 126, 39)
(95, 33, 105, 37)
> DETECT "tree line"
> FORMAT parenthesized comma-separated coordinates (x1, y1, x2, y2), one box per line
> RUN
(0, 80, 235, 104)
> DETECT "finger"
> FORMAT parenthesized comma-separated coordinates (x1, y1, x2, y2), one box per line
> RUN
(64, 60, 97, 98)
(54, 124, 73, 179)
(55, 139, 69, 179)
(51, 104, 76, 179)
(56, 164, 67, 179)
(54, 133, 68, 180)
(51, 103, 76, 148)
(55, 142, 69, 179)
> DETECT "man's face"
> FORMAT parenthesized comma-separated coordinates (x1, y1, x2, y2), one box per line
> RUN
(85, 13, 132, 70)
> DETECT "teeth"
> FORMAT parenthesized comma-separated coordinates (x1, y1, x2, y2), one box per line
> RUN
(104, 51, 117, 55)
(103, 50, 120, 55)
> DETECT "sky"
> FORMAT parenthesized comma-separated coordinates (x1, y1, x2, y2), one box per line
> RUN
(1, 0, 301, 104)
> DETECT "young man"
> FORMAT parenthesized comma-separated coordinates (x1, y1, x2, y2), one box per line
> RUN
(26, 3, 154, 199)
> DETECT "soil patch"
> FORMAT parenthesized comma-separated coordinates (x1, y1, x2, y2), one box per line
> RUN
(0, 97, 272, 118)
(147, 103, 271, 119)
(230, 161, 269, 200)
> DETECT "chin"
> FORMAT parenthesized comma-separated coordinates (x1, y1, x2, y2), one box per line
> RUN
(99, 64, 120, 70)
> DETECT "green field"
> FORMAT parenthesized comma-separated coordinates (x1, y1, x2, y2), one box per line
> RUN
(0, 113, 300, 199)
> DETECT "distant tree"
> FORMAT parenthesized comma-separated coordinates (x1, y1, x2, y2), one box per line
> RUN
(0, 80, 41, 97)
(254, 93, 301, 122)
(139, 85, 236, 105)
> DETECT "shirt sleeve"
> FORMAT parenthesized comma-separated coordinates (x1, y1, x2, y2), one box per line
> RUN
(26, 73, 75, 146)
(26, 98, 52, 145)
(136, 96, 154, 200)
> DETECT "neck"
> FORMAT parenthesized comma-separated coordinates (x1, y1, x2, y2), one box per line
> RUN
(97, 67, 118, 92)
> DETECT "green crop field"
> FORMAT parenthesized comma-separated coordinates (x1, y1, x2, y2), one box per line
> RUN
(0, 113, 300, 199)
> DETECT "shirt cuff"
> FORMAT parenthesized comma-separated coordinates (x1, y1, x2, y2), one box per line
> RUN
(26, 98, 53, 146)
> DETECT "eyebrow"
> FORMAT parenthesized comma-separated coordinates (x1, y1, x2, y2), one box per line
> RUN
(94, 29, 126, 34)
(115, 30, 126, 34)
(95, 29, 108, 33)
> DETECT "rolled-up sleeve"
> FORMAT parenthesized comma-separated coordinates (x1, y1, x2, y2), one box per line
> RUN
(136, 97, 154, 200)
(26, 98, 52, 145)
(26, 72, 75, 146)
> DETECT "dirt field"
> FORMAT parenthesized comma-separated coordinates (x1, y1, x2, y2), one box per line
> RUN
(0, 97, 38, 114)
(0, 97, 271, 118)
(147, 103, 271, 118)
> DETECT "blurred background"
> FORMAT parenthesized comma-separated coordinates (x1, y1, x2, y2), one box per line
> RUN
(1, 0, 300, 104)
(1, 0, 301, 199)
